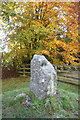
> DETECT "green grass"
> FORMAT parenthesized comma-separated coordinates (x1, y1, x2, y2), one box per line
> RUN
(2, 76, 80, 118)
(2, 76, 30, 92)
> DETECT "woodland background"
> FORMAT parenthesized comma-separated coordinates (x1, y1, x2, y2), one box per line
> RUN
(0, 2, 79, 78)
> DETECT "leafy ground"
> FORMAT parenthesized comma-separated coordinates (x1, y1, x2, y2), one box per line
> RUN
(2, 76, 80, 118)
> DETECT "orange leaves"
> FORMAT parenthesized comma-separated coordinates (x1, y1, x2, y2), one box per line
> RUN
(31, 21, 35, 25)
(59, 23, 63, 26)
(31, 21, 42, 28)
(23, 12, 27, 17)
(59, 18, 66, 23)
(40, 40, 49, 47)
(36, 21, 41, 27)
(75, 41, 79, 46)
(14, 2, 79, 66)
(1, 2, 79, 66)
(56, 40, 67, 50)
(41, 50, 50, 56)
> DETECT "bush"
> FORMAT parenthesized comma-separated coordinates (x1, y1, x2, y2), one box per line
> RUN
(2, 65, 19, 79)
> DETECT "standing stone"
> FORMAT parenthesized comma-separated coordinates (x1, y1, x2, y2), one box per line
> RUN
(30, 55, 57, 100)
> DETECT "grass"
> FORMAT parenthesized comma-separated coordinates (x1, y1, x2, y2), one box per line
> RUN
(2, 76, 80, 118)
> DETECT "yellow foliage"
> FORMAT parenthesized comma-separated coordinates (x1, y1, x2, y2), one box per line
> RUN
(41, 50, 50, 56)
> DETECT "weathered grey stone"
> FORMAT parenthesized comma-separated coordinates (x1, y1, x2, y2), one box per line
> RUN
(22, 95, 32, 107)
(30, 54, 57, 100)
(14, 93, 26, 100)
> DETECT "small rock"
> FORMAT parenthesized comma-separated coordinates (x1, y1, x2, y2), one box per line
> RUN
(57, 116, 60, 118)
(23, 95, 32, 107)
(22, 101, 31, 107)
(44, 101, 49, 108)
(14, 93, 26, 100)
(73, 113, 79, 116)
(26, 95, 32, 102)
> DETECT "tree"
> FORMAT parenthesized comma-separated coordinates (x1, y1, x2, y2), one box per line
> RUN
(0, 1, 79, 67)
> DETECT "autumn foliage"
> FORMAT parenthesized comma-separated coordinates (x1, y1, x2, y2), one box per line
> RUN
(0, 2, 79, 67)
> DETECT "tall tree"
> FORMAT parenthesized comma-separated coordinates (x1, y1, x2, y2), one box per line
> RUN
(0, 2, 79, 67)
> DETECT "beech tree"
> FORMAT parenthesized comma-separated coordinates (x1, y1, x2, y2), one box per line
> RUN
(0, 2, 79, 67)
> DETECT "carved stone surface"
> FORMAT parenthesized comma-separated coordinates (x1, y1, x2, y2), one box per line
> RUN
(30, 55, 57, 100)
